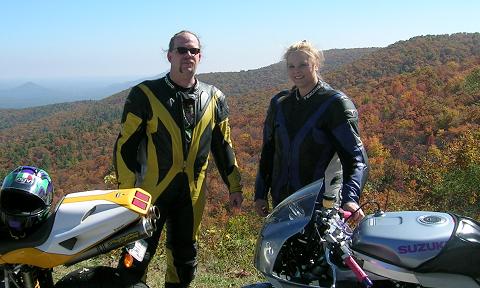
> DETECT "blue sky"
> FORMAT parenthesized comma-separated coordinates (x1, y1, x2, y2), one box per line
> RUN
(1, 0, 479, 80)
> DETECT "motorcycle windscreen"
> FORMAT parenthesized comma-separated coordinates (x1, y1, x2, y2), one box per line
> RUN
(254, 179, 322, 275)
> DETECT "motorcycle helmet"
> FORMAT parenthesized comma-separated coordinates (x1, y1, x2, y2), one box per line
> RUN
(0, 166, 54, 238)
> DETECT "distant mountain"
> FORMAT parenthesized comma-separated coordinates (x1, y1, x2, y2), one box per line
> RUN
(12, 81, 40, 91)
(0, 47, 374, 109)
(0, 73, 168, 109)
(104, 72, 167, 93)
(0, 82, 79, 109)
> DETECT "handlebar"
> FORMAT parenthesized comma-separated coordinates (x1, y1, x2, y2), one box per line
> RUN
(344, 256, 373, 288)
(319, 205, 371, 287)
(341, 209, 352, 220)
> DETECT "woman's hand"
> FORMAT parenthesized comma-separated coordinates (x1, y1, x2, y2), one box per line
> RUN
(342, 201, 365, 222)
(254, 199, 270, 217)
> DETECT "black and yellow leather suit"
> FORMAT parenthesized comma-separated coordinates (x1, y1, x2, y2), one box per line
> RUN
(114, 74, 242, 287)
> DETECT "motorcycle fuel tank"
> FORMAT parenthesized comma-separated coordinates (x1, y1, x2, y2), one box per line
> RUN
(351, 211, 454, 269)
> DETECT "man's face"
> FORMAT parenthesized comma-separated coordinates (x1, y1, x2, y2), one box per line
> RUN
(167, 33, 201, 76)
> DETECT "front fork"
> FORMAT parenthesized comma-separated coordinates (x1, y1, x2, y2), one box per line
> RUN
(324, 246, 337, 288)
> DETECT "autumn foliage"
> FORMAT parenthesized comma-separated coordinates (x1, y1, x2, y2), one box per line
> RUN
(0, 33, 479, 253)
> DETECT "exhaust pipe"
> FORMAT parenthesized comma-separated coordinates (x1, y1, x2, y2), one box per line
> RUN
(66, 206, 160, 266)
(148, 205, 161, 231)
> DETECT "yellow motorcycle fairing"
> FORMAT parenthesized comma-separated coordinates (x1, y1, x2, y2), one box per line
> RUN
(0, 188, 152, 268)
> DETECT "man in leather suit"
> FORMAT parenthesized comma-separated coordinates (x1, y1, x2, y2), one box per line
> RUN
(114, 30, 243, 288)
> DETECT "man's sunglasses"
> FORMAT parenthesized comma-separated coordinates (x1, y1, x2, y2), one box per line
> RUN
(175, 47, 201, 55)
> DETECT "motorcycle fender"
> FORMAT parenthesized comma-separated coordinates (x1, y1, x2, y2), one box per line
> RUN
(62, 188, 152, 215)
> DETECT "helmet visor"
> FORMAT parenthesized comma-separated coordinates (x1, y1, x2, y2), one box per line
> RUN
(1, 213, 35, 232)
(0, 189, 47, 215)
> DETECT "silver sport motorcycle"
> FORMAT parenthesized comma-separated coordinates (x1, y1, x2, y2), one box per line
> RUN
(247, 179, 480, 288)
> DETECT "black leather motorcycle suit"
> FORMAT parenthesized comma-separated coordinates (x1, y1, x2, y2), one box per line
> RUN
(114, 74, 242, 287)
(254, 81, 368, 207)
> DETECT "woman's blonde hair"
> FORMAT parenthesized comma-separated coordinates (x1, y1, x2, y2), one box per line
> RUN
(283, 40, 325, 70)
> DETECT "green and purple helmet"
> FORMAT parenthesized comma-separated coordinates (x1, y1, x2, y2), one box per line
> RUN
(0, 166, 54, 238)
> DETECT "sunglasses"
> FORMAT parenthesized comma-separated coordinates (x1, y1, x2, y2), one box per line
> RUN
(175, 47, 201, 55)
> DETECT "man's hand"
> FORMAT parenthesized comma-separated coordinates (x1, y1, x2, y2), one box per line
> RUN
(254, 199, 269, 217)
(342, 201, 365, 222)
(229, 192, 243, 210)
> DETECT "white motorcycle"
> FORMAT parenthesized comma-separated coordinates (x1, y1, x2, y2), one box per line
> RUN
(0, 188, 160, 288)
(247, 179, 480, 288)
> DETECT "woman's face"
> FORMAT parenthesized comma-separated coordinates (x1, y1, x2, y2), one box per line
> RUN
(286, 51, 318, 89)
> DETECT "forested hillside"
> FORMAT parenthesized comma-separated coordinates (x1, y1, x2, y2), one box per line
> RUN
(0, 33, 479, 286)
(327, 33, 480, 89)
(197, 47, 378, 96)
(0, 91, 127, 196)
(0, 47, 377, 198)
(1, 32, 479, 212)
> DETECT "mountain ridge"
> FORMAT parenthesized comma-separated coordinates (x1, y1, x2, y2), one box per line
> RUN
(0, 48, 377, 109)
(0, 33, 478, 202)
